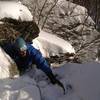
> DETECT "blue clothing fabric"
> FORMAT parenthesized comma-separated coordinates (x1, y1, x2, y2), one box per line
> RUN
(4, 43, 52, 75)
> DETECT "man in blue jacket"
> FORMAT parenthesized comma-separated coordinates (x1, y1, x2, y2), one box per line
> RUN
(3, 37, 65, 92)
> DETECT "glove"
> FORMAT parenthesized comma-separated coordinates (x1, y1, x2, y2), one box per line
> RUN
(47, 72, 65, 94)
(47, 72, 58, 84)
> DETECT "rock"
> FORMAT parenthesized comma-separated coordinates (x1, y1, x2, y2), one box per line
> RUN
(0, 1, 40, 45)
(35, 0, 100, 62)
(0, 1, 33, 21)
(0, 18, 40, 45)
(0, 47, 19, 79)
(32, 30, 75, 64)
(32, 30, 75, 57)
(0, 76, 41, 100)
(0, 0, 100, 63)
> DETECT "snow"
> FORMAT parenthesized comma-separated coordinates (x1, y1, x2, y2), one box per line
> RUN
(0, 47, 12, 79)
(0, 47, 99, 100)
(0, 62, 100, 100)
(0, 76, 41, 100)
(0, 1, 99, 100)
(32, 30, 75, 58)
(0, 21, 3, 24)
(0, 1, 33, 21)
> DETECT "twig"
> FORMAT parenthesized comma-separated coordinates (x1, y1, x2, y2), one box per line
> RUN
(38, 0, 48, 25)
(41, 0, 59, 29)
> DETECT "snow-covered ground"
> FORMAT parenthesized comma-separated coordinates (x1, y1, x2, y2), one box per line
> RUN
(0, 1, 33, 21)
(0, 62, 100, 100)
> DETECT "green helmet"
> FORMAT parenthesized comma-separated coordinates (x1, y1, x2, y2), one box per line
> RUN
(15, 37, 27, 51)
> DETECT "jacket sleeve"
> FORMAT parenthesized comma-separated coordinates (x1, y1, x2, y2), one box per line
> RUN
(30, 46, 52, 75)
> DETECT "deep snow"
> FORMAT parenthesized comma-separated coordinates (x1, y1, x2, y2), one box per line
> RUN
(0, 62, 100, 100)
(32, 30, 75, 58)
(0, 47, 12, 79)
(0, 1, 33, 21)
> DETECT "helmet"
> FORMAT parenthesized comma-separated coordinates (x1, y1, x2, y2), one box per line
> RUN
(15, 37, 27, 51)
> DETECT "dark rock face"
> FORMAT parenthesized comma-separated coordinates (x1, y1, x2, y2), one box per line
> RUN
(0, 18, 40, 77)
(0, 18, 40, 45)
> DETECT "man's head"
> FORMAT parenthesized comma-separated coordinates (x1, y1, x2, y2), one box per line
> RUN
(15, 37, 27, 57)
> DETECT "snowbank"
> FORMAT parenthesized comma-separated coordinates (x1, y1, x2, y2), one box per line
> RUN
(0, 1, 33, 21)
(32, 30, 75, 58)
(0, 62, 100, 100)
(33, 62, 100, 100)
(0, 47, 11, 79)
(0, 47, 18, 79)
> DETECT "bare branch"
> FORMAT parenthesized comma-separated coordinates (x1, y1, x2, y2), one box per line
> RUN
(38, 0, 48, 25)
(41, 0, 59, 29)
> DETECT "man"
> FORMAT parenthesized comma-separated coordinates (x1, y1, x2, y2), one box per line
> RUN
(3, 37, 65, 93)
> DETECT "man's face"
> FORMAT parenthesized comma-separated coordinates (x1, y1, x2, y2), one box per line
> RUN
(19, 50, 27, 57)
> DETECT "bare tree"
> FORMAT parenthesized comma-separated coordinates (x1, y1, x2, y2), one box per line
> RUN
(73, 0, 100, 31)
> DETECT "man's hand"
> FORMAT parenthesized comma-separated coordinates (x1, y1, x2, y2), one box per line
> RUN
(47, 72, 65, 94)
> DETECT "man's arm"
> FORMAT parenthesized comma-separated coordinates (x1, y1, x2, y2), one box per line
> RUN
(28, 45, 65, 93)
(30, 46, 52, 74)
(30, 47, 61, 84)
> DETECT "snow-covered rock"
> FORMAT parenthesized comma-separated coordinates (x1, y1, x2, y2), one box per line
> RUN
(0, 1, 33, 21)
(32, 30, 75, 58)
(37, 0, 99, 62)
(0, 47, 18, 79)
(13, 0, 100, 62)
(0, 0, 39, 47)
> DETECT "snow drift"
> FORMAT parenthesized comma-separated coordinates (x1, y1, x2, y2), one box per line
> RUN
(0, 47, 13, 79)
(0, 47, 18, 79)
(0, 62, 100, 100)
(0, 1, 33, 21)
(0, 76, 41, 100)
(32, 30, 75, 58)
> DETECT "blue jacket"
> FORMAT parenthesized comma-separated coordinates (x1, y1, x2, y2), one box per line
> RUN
(4, 43, 52, 75)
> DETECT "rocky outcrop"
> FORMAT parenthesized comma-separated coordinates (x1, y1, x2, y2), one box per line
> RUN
(30, 0, 100, 62)
(0, 18, 40, 45)
(0, 1, 40, 45)
(0, 76, 41, 100)
(0, 47, 18, 79)
(1, 0, 100, 63)
(43, 0, 100, 62)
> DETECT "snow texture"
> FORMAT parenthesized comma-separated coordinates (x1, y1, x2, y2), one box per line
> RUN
(0, 76, 41, 100)
(0, 1, 33, 21)
(0, 62, 100, 100)
(0, 47, 12, 79)
(57, 0, 95, 24)
(32, 30, 75, 58)
(0, 39, 99, 100)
